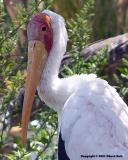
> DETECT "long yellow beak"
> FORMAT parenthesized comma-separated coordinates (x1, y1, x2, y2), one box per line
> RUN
(21, 40, 48, 144)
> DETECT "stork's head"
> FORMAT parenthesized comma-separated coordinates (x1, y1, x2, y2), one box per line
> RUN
(21, 11, 53, 144)
(27, 12, 53, 53)
(21, 10, 67, 144)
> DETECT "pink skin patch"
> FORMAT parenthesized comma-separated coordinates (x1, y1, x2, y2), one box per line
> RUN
(27, 13, 53, 53)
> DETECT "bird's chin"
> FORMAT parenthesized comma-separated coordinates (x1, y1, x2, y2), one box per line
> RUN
(21, 40, 48, 144)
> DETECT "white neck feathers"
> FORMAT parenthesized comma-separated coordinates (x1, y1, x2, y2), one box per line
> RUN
(37, 10, 68, 113)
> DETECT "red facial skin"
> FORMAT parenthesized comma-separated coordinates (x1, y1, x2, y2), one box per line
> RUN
(27, 13, 53, 53)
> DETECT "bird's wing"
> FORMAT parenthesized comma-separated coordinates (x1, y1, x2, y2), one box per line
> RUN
(60, 78, 128, 160)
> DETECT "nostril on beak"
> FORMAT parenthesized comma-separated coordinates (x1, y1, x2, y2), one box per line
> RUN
(27, 22, 40, 41)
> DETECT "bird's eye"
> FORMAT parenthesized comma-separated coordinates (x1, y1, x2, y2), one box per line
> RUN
(42, 26, 47, 31)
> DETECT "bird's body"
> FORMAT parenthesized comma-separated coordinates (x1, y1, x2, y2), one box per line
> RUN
(61, 77, 128, 159)
(21, 10, 128, 160)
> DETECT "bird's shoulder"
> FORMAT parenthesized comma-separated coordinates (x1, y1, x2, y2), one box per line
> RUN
(61, 76, 128, 150)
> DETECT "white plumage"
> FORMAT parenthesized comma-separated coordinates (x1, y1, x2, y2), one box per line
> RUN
(61, 78, 128, 159)
(35, 10, 128, 159)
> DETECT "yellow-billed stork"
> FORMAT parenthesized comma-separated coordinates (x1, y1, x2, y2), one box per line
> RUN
(21, 10, 128, 160)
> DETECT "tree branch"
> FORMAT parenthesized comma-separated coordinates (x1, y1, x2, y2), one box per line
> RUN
(81, 33, 128, 58)
(60, 33, 128, 71)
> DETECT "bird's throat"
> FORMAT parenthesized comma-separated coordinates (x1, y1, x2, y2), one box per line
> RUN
(37, 12, 70, 113)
